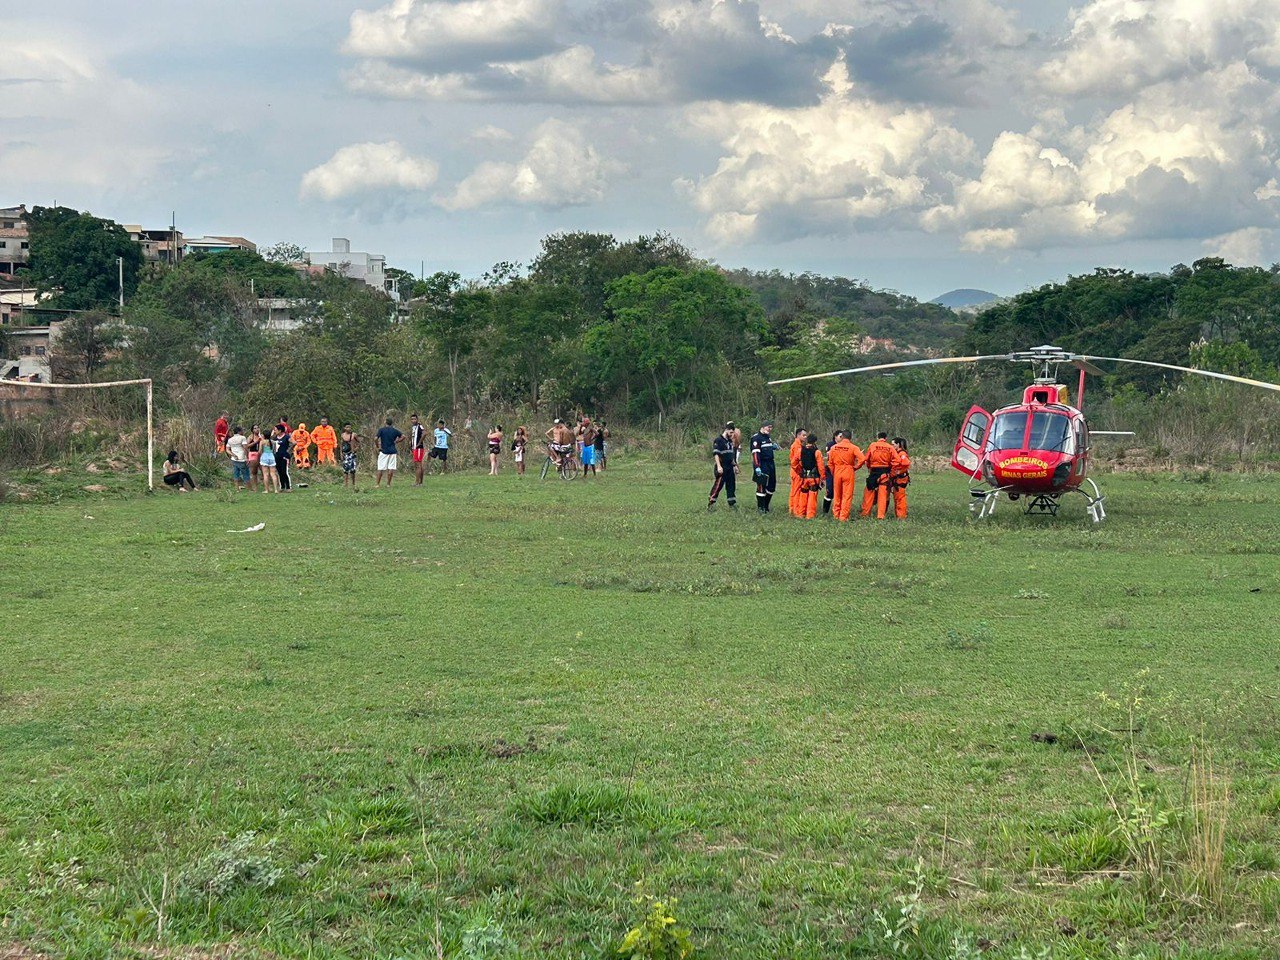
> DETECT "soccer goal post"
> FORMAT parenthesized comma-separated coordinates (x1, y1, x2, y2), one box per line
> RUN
(0, 377, 154, 491)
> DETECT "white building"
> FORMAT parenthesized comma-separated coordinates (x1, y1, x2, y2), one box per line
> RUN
(306, 238, 399, 300)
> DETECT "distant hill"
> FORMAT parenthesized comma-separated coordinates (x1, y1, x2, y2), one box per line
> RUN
(930, 288, 1000, 310)
(724, 269, 969, 352)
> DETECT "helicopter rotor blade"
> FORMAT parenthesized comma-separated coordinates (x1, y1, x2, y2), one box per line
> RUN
(1077, 356, 1280, 394)
(1072, 358, 1106, 376)
(767, 354, 1008, 386)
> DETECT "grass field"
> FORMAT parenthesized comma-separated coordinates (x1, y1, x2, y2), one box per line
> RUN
(2, 459, 1280, 960)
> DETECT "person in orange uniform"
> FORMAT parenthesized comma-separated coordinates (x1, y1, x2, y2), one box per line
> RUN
(825, 430, 865, 521)
(292, 422, 313, 470)
(890, 437, 911, 518)
(861, 431, 895, 518)
(311, 417, 338, 466)
(788, 427, 808, 516)
(797, 433, 826, 519)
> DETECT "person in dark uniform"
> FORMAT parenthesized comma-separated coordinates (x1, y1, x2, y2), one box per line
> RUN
(750, 420, 780, 512)
(708, 422, 738, 509)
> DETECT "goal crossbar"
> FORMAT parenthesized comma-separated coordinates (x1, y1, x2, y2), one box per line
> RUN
(0, 377, 154, 491)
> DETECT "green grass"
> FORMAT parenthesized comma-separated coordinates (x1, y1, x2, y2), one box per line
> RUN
(2, 462, 1280, 959)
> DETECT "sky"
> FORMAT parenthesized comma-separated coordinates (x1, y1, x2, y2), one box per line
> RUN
(8, 0, 1280, 301)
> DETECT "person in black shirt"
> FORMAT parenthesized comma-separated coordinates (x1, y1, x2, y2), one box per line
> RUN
(708, 421, 738, 509)
(409, 413, 427, 486)
(750, 420, 779, 512)
(273, 424, 293, 491)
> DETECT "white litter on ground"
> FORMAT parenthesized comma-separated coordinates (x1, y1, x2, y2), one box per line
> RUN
(227, 522, 266, 533)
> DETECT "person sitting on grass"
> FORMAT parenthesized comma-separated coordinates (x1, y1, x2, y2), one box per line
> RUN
(163, 450, 198, 492)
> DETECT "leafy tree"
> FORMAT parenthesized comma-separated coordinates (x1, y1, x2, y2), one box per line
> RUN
(259, 241, 307, 265)
(243, 333, 360, 427)
(413, 272, 492, 412)
(590, 267, 763, 419)
(306, 270, 394, 355)
(24, 207, 143, 311)
(50, 310, 124, 382)
(491, 280, 577, 408)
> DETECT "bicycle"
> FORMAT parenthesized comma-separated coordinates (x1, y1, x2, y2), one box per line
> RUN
(541, 445, 580, 480)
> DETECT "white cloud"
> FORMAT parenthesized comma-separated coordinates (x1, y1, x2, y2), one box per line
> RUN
(344, 0, 563, 69)
(300, 141, 439, 201)
(1203, 227, 1276, 266)
(344, 0, 835, 106)
(1038, 0, 1280, 98)
(439, 119, 622, 210)
(681, 56, 974, 243)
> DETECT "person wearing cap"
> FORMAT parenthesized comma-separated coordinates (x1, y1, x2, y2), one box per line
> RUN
(750, 420, 781, 512)
(545, 417, 575, 468)
(708, 421, 738, 509)
(788, 427, 808, 517)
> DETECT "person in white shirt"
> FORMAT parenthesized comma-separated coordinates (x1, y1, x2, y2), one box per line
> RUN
(225, 426, 250, 491)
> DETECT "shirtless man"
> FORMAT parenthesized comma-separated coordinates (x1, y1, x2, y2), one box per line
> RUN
(545, 418, 575, 468)
(578, 416, 598, 478)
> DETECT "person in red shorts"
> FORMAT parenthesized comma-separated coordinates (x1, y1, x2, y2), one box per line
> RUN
(409, 413, 427, 485)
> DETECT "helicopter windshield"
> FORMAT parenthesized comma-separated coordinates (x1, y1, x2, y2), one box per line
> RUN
(1028, 412, 1071, 452)
(988, 412, 1028, 450)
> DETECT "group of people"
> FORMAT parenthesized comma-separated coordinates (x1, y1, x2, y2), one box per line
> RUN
(205, 414, 357, 493)
(709, 421, 911, 520)
(544, 416, 610, 476)
(205, 411, 610, 492)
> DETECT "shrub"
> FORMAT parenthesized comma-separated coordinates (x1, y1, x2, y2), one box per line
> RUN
(617, 882, 693, 960)
(179, 831, 283, 898)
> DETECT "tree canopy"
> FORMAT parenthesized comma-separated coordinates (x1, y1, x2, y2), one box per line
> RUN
(24, 206, 143, 311)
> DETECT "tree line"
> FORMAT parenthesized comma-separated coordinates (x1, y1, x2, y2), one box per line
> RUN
(15, 205, 1280, 462)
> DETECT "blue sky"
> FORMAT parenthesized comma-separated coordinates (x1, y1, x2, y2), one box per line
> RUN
(9, 1, 1280, 300)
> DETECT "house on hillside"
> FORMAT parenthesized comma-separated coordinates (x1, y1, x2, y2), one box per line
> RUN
(125, 225, 184, 264)
(306, 238, 400, 300)
(0, 287, 46, 325)
(253, 297, 319, 333)
(0, 204, 30, 278)
(184, 235, 257, 256)
(1, 322, 62, 382)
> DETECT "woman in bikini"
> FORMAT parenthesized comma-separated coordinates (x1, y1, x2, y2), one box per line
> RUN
(487, 424, 504, 475)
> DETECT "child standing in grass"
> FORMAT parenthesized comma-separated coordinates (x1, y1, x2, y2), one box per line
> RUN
(513, 426, 528, 475)
(342, 425, 359, 490)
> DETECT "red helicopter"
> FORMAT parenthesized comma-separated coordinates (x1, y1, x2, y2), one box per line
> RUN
(769, 345, 1280, 522)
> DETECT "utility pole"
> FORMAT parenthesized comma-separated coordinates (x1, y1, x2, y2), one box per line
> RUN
(117, 257, 125, 311)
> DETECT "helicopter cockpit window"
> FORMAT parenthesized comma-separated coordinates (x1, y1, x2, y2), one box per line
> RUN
(962, 411, 989, 446)
(1029, 412, 1071, 452)
(989, 412, 1028, 450)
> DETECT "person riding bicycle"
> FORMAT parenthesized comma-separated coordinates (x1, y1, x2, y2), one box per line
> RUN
(545, 418, 575, 467)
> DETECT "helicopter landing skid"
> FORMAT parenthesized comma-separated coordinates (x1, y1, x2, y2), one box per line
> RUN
(1025, 495, 1059, 516)
(968, 479, 1107, 523)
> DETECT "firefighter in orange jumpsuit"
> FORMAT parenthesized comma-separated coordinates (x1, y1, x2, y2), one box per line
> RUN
(788, 428, 807, 516)
(797, 433, 826, 519)
(890, 437, 911, 518)
(861, 431, 895, 519)
(312, 417, 338, 466)
(825, 430, 865, 521)
(292, 422, 313, 470)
